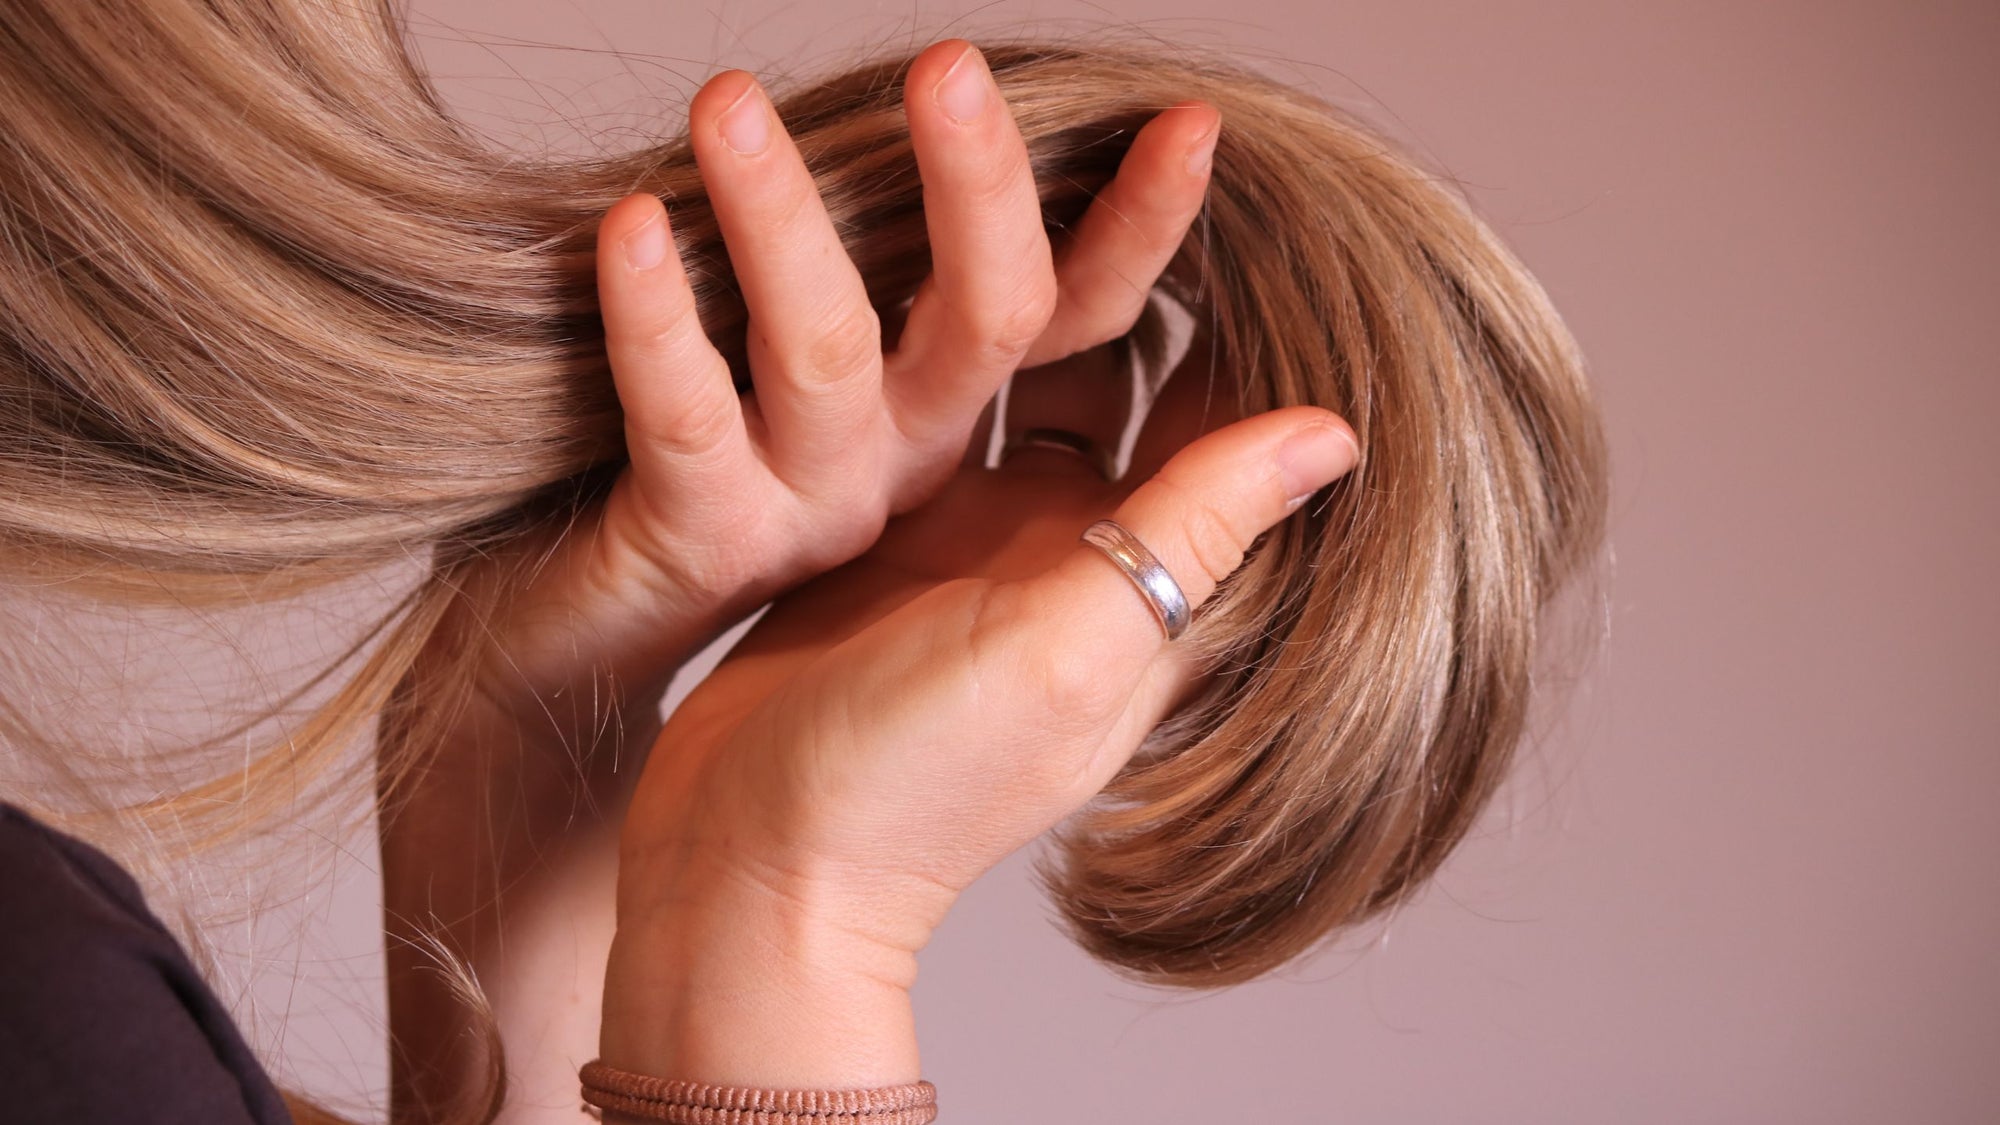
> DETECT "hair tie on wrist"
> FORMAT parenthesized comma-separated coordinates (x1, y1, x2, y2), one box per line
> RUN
(579, 1059, 938, 1123)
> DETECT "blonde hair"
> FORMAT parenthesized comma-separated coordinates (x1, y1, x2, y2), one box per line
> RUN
(0, 0, 1609, 1119)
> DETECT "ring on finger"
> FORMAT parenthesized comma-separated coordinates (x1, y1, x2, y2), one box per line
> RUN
(1079, 518, 1191, 642)
(998, 427, 1118, 482)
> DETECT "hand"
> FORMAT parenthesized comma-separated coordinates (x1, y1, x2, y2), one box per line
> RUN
(600, 344, 1361, 1089)
(383, 41, 1223, 1121)
(448, 40, 1225, 758)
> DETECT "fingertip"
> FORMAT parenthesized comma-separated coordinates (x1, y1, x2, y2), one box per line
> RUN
(1129, 101, 1218, 170)
(689, 70, 776, 157)
(905, 37, 977, 96)
(692, 68, 760, 117)
(1168, 100, 1221, 135)
(1274, 418, 1360, 507)
(1182, 106, 1221, 178)
(601, 192, 660, 244)
(605, 194, 671, 274)
(1269, 401, 1360, 458)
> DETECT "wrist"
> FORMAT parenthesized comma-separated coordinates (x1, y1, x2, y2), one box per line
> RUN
(601, 852, 924, 1090)
(443, 511, 729, 754)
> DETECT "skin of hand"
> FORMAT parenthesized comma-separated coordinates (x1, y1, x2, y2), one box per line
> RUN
(596, 341, 1362, 1093)
(444, 39, 1224, 756)
(380, 40, 1224, 1123)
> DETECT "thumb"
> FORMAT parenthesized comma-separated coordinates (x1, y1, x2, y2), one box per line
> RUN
(1018, 405, 1361, 685)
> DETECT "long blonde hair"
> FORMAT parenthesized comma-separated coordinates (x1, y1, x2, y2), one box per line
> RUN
(0, 0, 1609, 1119)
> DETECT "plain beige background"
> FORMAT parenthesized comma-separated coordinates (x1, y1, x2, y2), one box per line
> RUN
(138, 1, 1998, 1122)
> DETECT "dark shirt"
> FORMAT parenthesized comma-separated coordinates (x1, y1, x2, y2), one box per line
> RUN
(0, 801, 293, 1124)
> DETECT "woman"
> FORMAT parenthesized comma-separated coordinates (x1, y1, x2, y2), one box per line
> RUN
(0, 1, 1609, 1121)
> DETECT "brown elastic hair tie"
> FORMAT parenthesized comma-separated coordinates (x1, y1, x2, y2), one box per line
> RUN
(579, 1060, 939, 1123)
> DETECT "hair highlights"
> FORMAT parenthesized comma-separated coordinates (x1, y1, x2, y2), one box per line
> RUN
(0, 0, 1608, 1118)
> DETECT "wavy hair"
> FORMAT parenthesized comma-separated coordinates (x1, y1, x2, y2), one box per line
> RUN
(0, 0, 1609, 1120)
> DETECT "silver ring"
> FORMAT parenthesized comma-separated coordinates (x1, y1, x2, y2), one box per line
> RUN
(1079, 518, 1190, 642)
(999, 427, 1117, 482)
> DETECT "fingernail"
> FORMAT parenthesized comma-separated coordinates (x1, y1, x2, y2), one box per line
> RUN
(622, 213, 668, 271)
(717, 81, 771, 155)
(1186, 121, 1219, 177)
(1277, 425, 1359, 509)
(934, 43, 990, 124)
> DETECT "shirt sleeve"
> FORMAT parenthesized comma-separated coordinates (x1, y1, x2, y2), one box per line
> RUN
(0, 803, 294, 1125)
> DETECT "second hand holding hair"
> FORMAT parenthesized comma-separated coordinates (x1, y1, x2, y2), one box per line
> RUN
(598, 405, 1359, 1098)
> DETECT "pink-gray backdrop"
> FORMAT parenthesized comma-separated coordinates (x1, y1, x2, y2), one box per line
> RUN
(207, 2, 2000, 1121)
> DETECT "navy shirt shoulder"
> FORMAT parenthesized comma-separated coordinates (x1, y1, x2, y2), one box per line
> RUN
(0, 802, 292, 1124)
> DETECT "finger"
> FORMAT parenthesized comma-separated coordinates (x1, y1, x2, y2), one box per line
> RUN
(1018, 103, 1219, 371)
(1022, 406, 1360, 676)
(884, 41, 1057, 470)
(689, 70, 887, 493)
(597, 192, 758, 483)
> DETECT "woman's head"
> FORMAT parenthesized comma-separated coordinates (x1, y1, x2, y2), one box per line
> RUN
(1, 0, 1607, 987)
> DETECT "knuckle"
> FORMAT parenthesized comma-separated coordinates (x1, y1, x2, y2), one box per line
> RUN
(967, 582, 1109, 729)
(758, 175, 821, 235)
(961, 278, 1057, 367)
(1030, 639, 1108, 727)
(962, 149, 1032, 216)
(802, 304, 882, 385)
(618, 302, 701, 365)
(658, 383, 740, 458)
(1133, 201, 1199, 255)
(961, 580, 1025, 670)
(1148, 475, 1244, 588)
(1008, 277, 1061, 343)
(1182, 500, 1246, 587)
